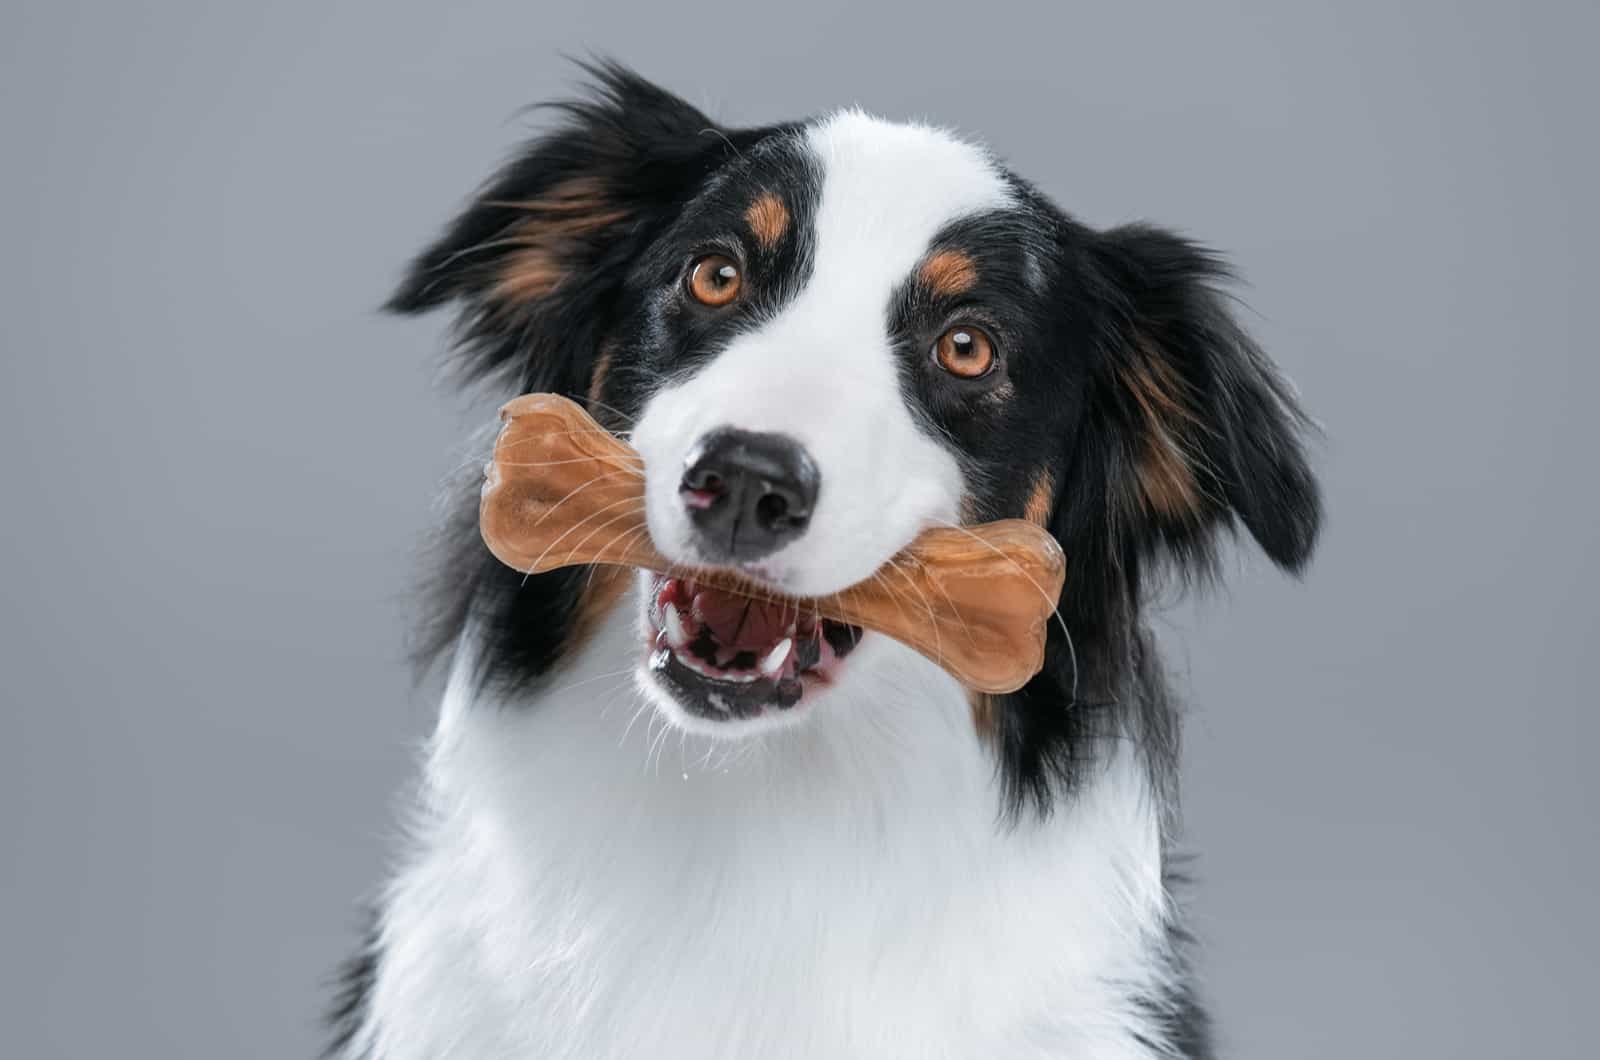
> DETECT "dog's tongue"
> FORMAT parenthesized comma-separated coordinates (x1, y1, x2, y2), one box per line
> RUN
(693, 587, 797, 650)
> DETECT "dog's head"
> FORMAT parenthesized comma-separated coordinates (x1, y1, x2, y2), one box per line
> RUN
(393, 64, 1320, 762)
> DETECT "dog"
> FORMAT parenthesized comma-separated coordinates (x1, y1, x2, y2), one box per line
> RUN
(330, 62, 1321, 1060)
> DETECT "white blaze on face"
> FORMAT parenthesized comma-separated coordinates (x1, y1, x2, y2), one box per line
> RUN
(633, 111, 1013, 597)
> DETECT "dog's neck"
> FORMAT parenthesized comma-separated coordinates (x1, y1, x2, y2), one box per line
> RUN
(362, 589, 1180, 1060)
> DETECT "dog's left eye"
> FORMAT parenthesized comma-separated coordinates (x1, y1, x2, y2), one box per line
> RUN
(686, 254, 743, 307)
(933, 325, 996, 379)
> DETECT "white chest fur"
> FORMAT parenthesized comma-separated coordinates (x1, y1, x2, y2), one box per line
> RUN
(353, 598, 1177, 1060)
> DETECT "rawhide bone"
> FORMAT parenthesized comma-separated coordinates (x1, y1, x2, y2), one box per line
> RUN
(479, 394, 1066, 694)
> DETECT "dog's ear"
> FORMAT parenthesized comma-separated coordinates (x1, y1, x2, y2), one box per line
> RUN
(1064, 224, 1322, 589)
(387, 61, 764, 395)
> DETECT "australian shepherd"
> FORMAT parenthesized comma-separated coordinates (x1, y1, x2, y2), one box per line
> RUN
(330, 62, 1322, 1060)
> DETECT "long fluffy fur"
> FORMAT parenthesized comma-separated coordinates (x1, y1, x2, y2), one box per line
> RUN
(333, 63, 1321, 1059)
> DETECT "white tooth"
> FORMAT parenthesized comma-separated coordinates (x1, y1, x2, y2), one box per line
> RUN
(675, 648, 711, 678)
(664, 603, 690, 649)
(759, 638, 792, 677)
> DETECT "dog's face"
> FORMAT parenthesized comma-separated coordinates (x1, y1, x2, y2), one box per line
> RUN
(631, 114, 1000, 599)
(622, 114, 1036, 732)
(391, 66, 1320, 749)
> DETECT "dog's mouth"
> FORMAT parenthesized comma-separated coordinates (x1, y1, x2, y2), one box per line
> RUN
(643, 575, 863, 722)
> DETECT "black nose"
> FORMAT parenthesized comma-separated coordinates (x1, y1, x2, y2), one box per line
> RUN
(680, 428, 820, 561)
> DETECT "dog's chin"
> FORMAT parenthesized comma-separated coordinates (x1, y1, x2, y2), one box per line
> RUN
(633, 571, 865, 738)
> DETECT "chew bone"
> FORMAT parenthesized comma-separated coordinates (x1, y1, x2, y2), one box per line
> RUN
(479, 394, 1066, 694)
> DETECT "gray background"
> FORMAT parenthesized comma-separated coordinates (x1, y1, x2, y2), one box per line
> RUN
(2, 1, 1594, 1056)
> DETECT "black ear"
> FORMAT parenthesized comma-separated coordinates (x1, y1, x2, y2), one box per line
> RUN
(1080, 224, 1322, 580)
(387, 61, 767, 394)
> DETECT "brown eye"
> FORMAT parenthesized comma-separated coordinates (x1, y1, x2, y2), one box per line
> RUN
(933, 325, 996, 379)
(687, 254, 742, 307)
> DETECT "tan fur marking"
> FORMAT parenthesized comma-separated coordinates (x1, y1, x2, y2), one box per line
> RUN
(489, 177, 628, 305)
(745, 192, 790, 248)
(588, 343, 615, 412)
(491, 247, 567, 303)
(958, 493, 984, 525)
(1136, 437, 1202, 518)
(1023, 469, 1055, 527)
(487, 175, 613, 215)
(1119, 343, 1203, 519)
(1124, 347, 1200, 426)
(970, 691, 999, 742)
(918, 250, 979, 297)
(566, 565, 632, 656)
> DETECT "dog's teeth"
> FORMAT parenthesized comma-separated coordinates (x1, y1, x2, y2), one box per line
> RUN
(759, 638, 792, 677)
(664, 603, 690, 649)
(674, 647, 715, 678)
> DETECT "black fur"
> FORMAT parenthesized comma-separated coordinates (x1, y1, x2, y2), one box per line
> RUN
(324, 913, 380, 1059)
(989, 204, 1322, 818)
(394, 62, 795, 693)
(877, 184, 1320, 818)
(348, 62, 1320, 1058)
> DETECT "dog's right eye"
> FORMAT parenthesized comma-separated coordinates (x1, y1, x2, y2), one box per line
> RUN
(933, 325, 997, 379)
(686, 254, 743, 307)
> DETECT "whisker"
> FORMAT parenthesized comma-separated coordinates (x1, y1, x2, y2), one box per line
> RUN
(619, 694, 655, 748)
(570, 523, 654, 584)
(519, 493, 647, 586)
(867, 569, 918, 646)
(494, 426, 637, 452)
(874, 565, 937, 664)
(674, 728, 690, 775)
(925, 516, 1078, 703)
(492, 453, 644, 470)
(913, 555, 980, 652)
(646, 711, 674, 774)
(561, 504, 650, 569)
(638, 711, 663, 768)
(546, 667, 638, 700)
(587, 524, 655, 587)
(578, 396, 642, 427)
(884, 555, 956, 664)
(692, 738, 720, 772)
(528, 467, 641, 530)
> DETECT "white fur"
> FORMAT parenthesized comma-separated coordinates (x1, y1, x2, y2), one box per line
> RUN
(633, 111, 1010, 600)
(357, 595, 1178, 1060)
(352, 115, 1181, 1059)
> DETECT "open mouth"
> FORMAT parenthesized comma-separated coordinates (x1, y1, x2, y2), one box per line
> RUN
(644, 575, 863, 722)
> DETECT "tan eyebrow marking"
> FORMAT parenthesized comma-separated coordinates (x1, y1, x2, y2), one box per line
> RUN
(918, 250, 979, 297)
(745, 191, 790, 248)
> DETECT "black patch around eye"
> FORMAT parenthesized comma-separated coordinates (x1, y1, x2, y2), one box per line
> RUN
(887, 202, 1089, 522)
(625, 137, 821, 382)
